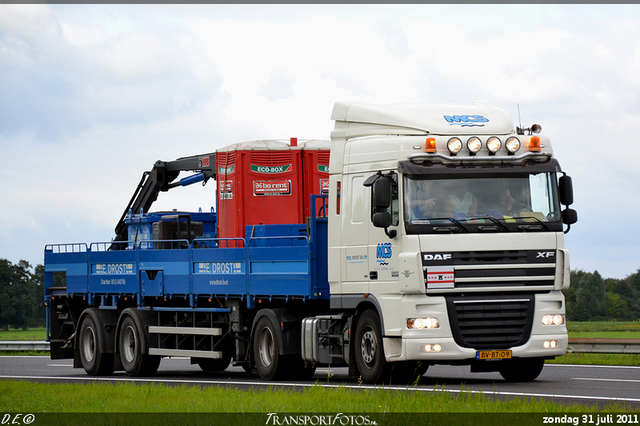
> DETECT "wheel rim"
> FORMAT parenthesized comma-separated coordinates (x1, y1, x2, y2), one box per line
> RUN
(122, 325, 138, 364)
(361, 329, 377, 365)
(258, 327, 275, 368)
(82, 326, 96, 363)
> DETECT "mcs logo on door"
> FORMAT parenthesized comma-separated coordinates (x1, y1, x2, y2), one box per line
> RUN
(376, 243, 392, 265)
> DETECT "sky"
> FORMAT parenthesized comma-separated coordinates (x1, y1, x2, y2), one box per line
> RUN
(1, 4, 640, 279)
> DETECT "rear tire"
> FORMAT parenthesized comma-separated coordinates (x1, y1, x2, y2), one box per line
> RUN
(78, 310, 114, 376)
(499, 358, 545, 382)
(253, 316, 286, 381)
(118, 311, 160, 377)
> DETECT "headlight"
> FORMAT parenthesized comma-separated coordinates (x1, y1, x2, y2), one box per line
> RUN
(407, 317, 440, 329)
(542, 314, 565, 326)
(447, 138, 462, 155)
(505, 137, 521, 154)
(487, 137, 502, 154)
(467, 137, 482, 154)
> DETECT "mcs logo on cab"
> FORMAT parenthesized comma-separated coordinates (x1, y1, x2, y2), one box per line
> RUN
(376, 243, 392, 265)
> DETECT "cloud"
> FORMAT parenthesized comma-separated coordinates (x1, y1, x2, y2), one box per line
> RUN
(2, 4, 640, 279)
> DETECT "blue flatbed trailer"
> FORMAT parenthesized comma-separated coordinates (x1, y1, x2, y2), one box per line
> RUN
(44, 196, 329, 378)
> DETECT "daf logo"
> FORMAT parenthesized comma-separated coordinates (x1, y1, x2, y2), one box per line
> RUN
(537, 251, 555, 258)
(424, 254, 452, 261)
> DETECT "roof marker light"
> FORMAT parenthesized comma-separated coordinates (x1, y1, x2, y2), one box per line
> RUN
(447, 137, 462, 155)
(487, 137, 502, 154)
(425, 138, 437, 153)
(505, 137, 521, 154)
(467, 137, 482, 154)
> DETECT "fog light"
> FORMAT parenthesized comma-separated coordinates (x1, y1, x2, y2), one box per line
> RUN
(467, 137, 482, 154)
(487, 137, 502, 154)
(407, 317, 440, 330)
(505, 137, 521, 154)
(543, 340, 559, 349)
(423, 343, 442, 352)
(542, 314, 565, 326)
(447, 138, 463, 155)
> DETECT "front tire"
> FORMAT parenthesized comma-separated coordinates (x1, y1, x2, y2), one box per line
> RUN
(78, 311, 114, 376)
(354, 310, 390, 384)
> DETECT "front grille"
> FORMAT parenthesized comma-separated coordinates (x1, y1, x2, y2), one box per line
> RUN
(446, 295, 534, 349)
(422, 250, 556, 290)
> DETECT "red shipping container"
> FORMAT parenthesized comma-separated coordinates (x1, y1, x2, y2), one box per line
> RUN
(300, 140, 331, 219)
(216, 140, 304, 242)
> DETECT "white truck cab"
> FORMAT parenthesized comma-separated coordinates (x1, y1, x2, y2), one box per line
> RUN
(323, 101, 576, 383)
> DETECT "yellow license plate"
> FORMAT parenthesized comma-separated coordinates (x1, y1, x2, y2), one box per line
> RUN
(476, 350, 512, 360)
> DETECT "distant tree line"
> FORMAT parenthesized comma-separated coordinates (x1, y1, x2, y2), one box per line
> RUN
(566, 269, 640, 321)
(0, 259, 45, 331)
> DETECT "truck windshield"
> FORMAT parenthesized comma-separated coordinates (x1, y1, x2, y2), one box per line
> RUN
(403, 172, 563, 233)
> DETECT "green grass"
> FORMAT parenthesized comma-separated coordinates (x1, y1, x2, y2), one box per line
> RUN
(548, 352, 640, 366)
(0, 380, 634, 413)
(567, 321, 640, 333)
(569, 331, 640, 339)
(0, 326, 46, 341)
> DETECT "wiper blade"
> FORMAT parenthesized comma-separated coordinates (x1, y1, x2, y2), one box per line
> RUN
(448, 217, 469, 232)
(517, 215, 551, 231)
(476, 215, 510, 231)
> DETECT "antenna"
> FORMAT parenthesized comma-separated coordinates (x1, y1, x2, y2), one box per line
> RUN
(516, 103, 525, 135)
(515, 104, 542, 136)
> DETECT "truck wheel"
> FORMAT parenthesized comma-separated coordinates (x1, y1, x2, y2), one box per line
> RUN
(499, 358, 545, 382)
(253, 316, 286, 381)
(78, 311, 114, 376)
(118, 312, 160, 376)
(355, 310, 391, 384)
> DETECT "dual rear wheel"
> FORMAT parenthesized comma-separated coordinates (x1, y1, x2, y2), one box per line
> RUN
(77, 308, 159, 377)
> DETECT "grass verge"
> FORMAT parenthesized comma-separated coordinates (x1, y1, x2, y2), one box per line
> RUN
(0, 380, 635, 413)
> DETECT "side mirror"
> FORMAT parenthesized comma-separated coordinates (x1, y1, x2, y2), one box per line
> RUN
(373, 212, 391, 228)
(563, 208, 578, 225)
(374, 178, 392, 209)
(559, 175, 574, 206)
(562, 208, 578, 234)
(373, 212, 397, 239)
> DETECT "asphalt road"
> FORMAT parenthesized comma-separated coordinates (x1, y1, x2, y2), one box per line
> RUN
(1, 356, 640, 410)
